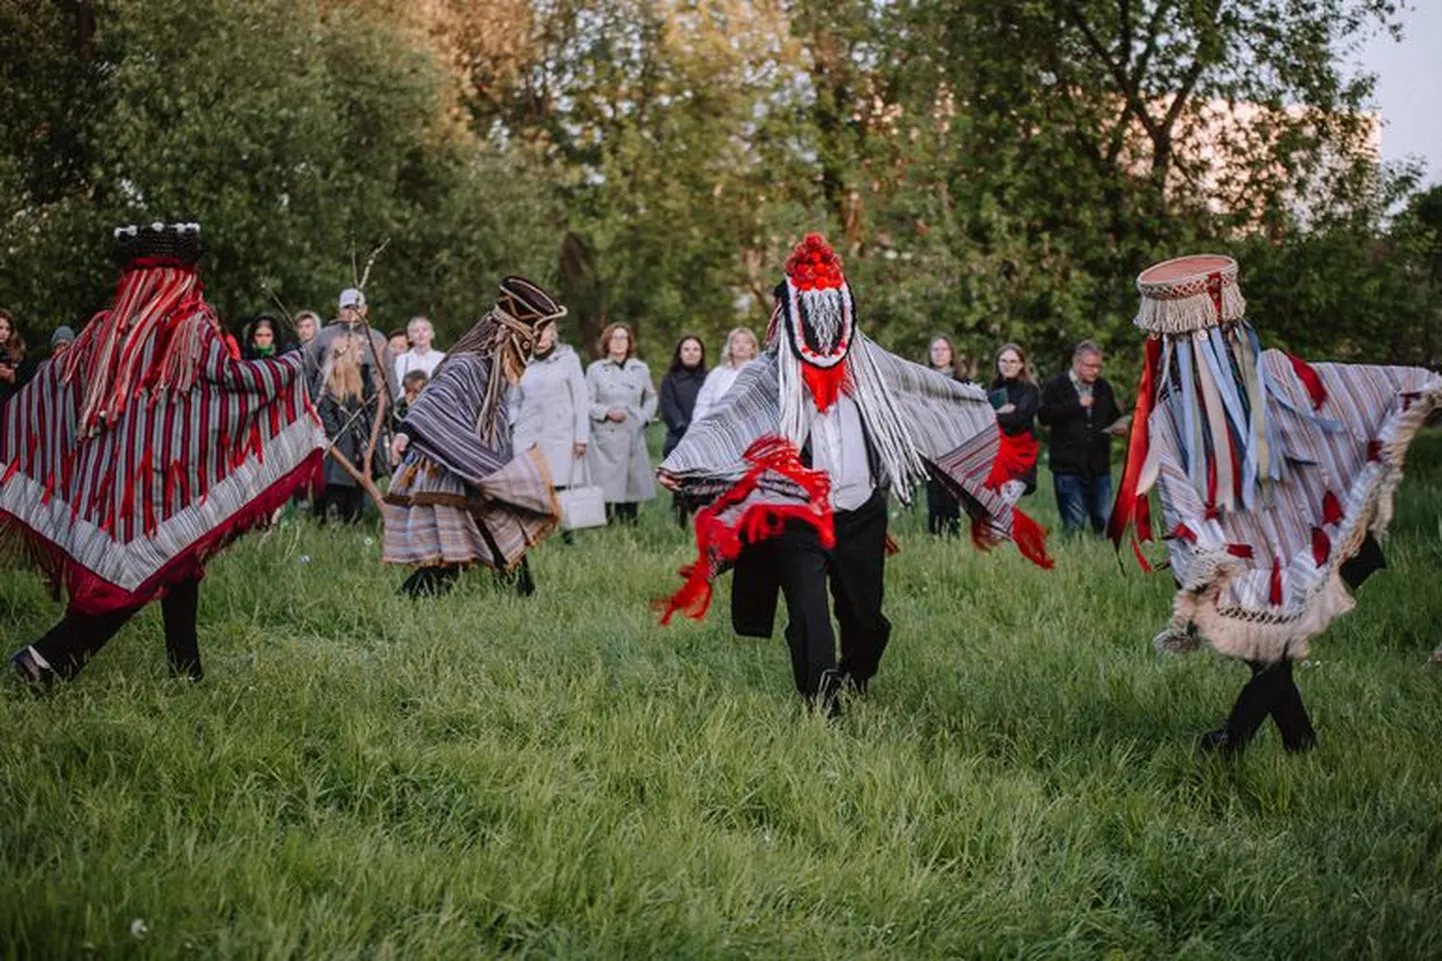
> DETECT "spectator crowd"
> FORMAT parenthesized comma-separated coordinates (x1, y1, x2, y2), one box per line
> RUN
(0, 295, 1132, 535)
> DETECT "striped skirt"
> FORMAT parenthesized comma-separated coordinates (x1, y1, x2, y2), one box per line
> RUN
(382, 447, 559, 571)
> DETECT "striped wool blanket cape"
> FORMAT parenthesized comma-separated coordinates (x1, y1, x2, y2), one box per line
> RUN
(383, 317, 559, 571)
(1109, 254, 1442, 661)
(657, 336, 1053, 623)
(0, 266, 325, 615)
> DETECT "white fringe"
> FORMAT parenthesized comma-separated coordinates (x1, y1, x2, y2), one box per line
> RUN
(1134, 284, 1246, 333)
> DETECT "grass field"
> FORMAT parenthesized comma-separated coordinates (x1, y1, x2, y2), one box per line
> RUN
(4, 432, 1442, 959)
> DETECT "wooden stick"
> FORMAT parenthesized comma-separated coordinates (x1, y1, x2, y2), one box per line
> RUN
(326, 447, 386, 515)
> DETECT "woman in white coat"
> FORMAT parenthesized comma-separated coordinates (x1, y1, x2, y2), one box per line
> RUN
(510, 323, 589, 537)
(585, 322, 657, 524)
(691, 326, 759, 425)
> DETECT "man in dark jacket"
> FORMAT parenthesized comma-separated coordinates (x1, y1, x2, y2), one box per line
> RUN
(1038, 340, 1127, 534)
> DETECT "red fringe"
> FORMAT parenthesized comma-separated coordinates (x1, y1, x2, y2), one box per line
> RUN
(658, 436, 833, 625)
(1286, 353, 1328, 410)
(2, 450, 322, 616)
(1010, 509, 1055, 570)
(1269, 557, 1284, 606)
(1172, 523, 1197, 543)
(1311, 527, 1330, 567)
(1227, 543, 1255, 559)
(801, 362, 847, 413)
(1366, 440, 1382, 463)
(969, 507, 1054, 570)
(985, 430, 1039, 490)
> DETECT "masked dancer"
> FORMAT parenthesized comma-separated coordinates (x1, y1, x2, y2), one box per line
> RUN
(657, 234, 1052, 716)
(1108, 254, 1442, 756)
(384, 277, 566, 598)
(4, 223, 326, 687)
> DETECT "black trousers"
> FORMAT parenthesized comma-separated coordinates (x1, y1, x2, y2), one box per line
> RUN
(774, 490, 890, 698)
(924, 477, 960, 537)
(30, 577, 202, 680)
(314, 485, 364, 523)
(1220, 659, 1316, 752)
(1213, 535, 1386, 753)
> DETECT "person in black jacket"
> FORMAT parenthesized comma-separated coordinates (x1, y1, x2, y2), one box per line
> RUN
(989, 342, 1041, 496)
(1038, 340, 1127, 534)
(659, 334, 708, 526)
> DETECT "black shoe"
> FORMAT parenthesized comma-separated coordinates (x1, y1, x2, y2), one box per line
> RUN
(10, 647, 57, 694)
(400, 565, 460, 598)
(1198, 727, 1245, 758)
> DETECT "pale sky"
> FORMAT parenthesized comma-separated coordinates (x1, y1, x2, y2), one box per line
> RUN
(1358, 1, 1442, 183)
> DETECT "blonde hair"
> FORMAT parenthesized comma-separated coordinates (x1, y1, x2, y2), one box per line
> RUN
(322, 333, 368, 402)
(723, 326, 759, 367)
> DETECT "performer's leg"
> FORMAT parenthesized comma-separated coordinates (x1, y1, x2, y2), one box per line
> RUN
(493, 556, 536, 597)
(1267, 659, 1316, 753)
(27, 605, 142, 680)
(925, 478, 957, 536)
(162, 577, 203, 681)
(832, 492, 891, 693)
(337, 486, 365, 524)
(773, 525, 838, 706)
(399, 564, 462, 598)
(1053, 473, 1088, 533)
(614, 502, 639, 525)
(1201, 660, 1283, 756)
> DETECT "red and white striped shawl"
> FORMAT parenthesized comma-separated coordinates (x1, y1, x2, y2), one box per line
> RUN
(1146, 351, 1441, 661)
(0, 275, 325, 614)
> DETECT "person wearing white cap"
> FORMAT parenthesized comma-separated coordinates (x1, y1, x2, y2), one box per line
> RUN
(302, 286, 396, 401)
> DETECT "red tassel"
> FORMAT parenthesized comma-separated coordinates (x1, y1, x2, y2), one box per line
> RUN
(1, 459, 16, 485)
(1130, 534, 1152, 573)
(1227, 543, 1255, 559)
(1009, 508, 1055, 570)
(658, 435, 834, 625)
(1366, 440, 1382, 463)
(1269, 557, 1283, 606)
(801, 362, 847, 413)
(1286, 353, 1328, 410)
(1322, 490, 1343, 525)
(985, 429, 1039, 490)
(1106, 336, 1161, 552)
(1172, 523, 1198, 543)
(883, 534, 900, 557)
(1311, 527, 1330, 567)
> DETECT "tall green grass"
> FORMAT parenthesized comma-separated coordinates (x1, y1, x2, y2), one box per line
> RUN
(3, 435, 1442, 959)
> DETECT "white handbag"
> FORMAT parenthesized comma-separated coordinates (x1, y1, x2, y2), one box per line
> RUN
(557, 457, 606, 530)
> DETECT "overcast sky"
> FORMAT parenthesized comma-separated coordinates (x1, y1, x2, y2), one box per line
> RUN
(1358, 1, 1442, 183)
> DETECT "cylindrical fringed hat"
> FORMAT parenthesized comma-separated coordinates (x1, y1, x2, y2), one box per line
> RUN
(1134, 253, 1246, 334)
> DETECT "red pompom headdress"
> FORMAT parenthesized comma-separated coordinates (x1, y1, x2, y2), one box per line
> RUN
(771, 233, 856, 412)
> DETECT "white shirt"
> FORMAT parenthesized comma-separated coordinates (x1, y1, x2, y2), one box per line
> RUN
(395, 348, 445, 386)
(691, 363, 745, 425)
(809, 394, 874, 511)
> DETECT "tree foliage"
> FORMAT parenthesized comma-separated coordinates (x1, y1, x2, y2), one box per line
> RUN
(0, 0, 1435, 373)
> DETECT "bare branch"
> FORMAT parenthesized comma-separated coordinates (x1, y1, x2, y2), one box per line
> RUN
(357, 238, 391, 291)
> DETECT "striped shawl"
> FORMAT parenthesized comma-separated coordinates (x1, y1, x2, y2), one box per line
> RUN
(1140, 350, 1442, 661)
(0, 301, 325, 615)
(658, 337, 1052, 622)
(383, 342, 558, 570)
